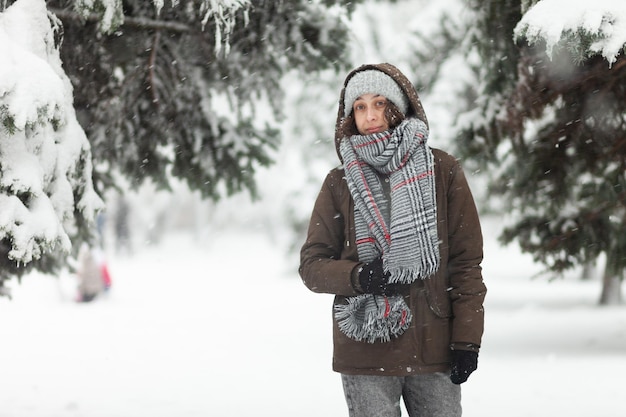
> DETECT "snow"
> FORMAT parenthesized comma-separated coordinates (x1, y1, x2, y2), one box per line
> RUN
(0, 0, 66, 130)
(515, 0, 626, 64)
(0, 219, 625, 416)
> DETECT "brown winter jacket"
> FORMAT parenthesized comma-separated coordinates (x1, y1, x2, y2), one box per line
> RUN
(299, 63, 486, 376)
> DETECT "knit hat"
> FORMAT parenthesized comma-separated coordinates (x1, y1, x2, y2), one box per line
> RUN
(343, 70, 410, 117)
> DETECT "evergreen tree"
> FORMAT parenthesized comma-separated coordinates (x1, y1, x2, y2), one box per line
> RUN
(506, 1, 626, 305)
(0, 0, 368, 296)
(445, 0, 626, 304)
(0, 0, 102, 296)
(43, 0, 362, 199)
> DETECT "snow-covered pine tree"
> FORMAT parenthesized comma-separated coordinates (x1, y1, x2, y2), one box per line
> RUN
(508, 0, 626, 305)
(0, 0, 103, 296)
(0, 0, 371, 296)
(41, 0, 364, 200)
(450, 0, 626, 304)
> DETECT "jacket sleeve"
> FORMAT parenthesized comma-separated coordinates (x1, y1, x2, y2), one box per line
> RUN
(446, 161, 487, 350)
(299, 170, 361, 297)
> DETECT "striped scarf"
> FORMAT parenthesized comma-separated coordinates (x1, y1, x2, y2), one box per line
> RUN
(335, 118, 440, 343)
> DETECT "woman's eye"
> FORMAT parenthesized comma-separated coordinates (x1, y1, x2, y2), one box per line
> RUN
(376, 100, 387, 107)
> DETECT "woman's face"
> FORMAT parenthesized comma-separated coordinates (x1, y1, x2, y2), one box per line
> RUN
(352, 94, 390, 135)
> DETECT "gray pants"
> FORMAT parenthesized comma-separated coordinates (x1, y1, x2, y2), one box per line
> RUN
(341, 373, 461, 417)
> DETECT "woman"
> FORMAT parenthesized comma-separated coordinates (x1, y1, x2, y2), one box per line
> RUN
(299, 63, 486, 416)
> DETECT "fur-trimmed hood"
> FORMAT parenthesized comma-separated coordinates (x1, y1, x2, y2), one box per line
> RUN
(334, 63, 429, 162)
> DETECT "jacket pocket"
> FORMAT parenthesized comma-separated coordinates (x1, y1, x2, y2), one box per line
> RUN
(415, 289, 452, 365)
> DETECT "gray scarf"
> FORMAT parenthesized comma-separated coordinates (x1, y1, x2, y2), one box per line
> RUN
(335, 118, 440, 343)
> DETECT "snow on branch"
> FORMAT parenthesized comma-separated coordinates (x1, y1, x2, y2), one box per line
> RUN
(0, 0, 102, 265)
(197, 0, 249, 55)
(515, 0, 626, 65)
(71, 0, 250, 55)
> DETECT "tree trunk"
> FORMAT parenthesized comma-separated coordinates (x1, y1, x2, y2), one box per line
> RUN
(599, 254, 623, 305)
(579, 260, 595, 281)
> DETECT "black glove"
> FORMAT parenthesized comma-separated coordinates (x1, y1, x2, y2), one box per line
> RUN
(357, 257, 406, 296)
(450, 350, 478, 385)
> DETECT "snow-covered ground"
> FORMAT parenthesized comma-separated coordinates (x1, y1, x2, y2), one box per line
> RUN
(1, 217, 625, 417)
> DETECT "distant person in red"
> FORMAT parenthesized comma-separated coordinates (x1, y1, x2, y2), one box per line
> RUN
(75, 244, 112, 302)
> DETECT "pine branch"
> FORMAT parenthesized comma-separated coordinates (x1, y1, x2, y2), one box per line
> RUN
(148, 31, 161, 108)
(48, 7, 194, 33)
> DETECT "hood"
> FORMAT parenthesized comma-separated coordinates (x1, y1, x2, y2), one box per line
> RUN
(334, 63, 429, 163)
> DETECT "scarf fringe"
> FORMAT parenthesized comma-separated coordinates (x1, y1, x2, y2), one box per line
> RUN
(334, 294, 413, 343)
(386, 262, 440, 284)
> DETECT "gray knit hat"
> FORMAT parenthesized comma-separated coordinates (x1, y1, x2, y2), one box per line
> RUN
(343, 70, 410, 117)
